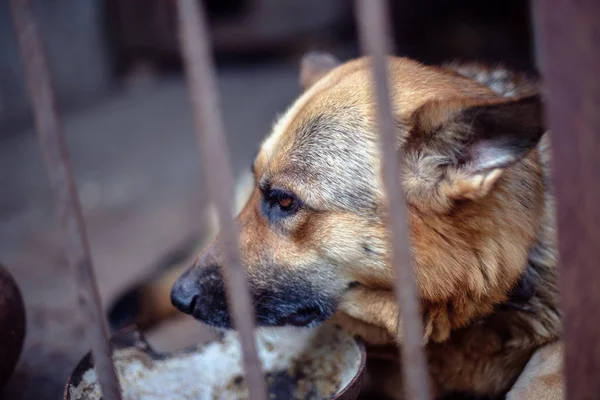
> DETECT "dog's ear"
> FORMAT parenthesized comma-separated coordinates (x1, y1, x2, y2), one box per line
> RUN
(412, 94, 545, 202)
(299, 51, 340, 91)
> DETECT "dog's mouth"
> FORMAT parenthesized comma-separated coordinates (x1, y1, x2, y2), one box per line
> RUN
(272, 304, 331, 328)
(255, 299, 335, 328)
(179, 292, 335, 330)
(282, 305, 327, 327)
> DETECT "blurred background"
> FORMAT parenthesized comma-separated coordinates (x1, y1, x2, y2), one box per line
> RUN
(0, 1, 535, 399)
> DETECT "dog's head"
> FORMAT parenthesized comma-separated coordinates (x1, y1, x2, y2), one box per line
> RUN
(171, 53, 546, 334)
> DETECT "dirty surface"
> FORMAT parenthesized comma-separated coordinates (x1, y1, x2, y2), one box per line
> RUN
(0, 64, 300, 400)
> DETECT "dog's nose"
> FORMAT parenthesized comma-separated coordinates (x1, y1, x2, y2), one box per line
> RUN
(170, 278, 199, 314)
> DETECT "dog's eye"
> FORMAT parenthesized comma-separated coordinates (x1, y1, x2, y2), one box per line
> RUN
(267, 189, 300, 214)
(277, 194, 296, 211)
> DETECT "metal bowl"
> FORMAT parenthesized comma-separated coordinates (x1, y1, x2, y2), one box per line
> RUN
(64, 325, 365, 400)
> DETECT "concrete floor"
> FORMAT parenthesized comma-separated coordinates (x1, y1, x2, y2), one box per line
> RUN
(0, 62, 301, 399)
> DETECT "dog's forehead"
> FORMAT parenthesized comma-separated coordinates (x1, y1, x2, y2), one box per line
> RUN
(257, 57, 488, 167)
(255, 62, 381, 210)
(261, 65, 373, 159)
(256, 60, 393, 172)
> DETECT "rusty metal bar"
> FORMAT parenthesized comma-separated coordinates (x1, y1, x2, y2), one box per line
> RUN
(9, 0, 122, 399)
(175, 1, 268, 399)
(532, 1, 600, 399)
(354, 1, 432, 399)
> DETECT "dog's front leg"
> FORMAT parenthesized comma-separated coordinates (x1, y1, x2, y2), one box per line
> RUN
(335, 286, 439, 343)
(336, 287, 402, 342)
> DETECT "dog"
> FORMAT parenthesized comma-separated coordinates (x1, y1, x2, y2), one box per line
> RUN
(108, 53, 563, 399)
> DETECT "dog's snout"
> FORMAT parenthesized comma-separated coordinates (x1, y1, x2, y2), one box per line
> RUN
(171, 259, 337, 330)
(171, 265, 232, 328)
(170, 278, 199, 314)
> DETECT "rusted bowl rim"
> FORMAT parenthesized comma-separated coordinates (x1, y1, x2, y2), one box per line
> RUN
(64, 325, 366, 400)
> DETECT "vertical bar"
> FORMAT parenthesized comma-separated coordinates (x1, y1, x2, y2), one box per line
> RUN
(532, 1, 600, 399)
(175, 1, 268, 399)
(354, 1, 432, 399)
(9, 1, 122, 399)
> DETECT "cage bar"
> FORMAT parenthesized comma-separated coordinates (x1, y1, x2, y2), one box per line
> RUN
(532, 0, 600, 398)
(354, 1, 432, 399)
(9, 0, 123, 399)
(174, 0, 268, 399)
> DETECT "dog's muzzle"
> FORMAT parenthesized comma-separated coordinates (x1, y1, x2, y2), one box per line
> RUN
(171, 266, 336, 329)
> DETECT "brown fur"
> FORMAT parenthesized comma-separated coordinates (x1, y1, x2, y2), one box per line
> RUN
(111, 55, 562, 399)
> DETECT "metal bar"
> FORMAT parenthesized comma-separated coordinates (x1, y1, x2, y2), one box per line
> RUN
(532, 1, 600, 399)
(175, 1, 268, 399)
(8, 0, 122, 399)
(354, 1, 432, 399)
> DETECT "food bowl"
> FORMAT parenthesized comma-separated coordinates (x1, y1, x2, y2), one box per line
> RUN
(65, 323, 365, 400)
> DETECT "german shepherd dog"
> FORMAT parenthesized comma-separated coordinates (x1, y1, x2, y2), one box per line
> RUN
(108, 53, 563, 399)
